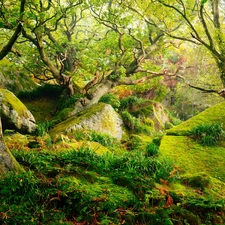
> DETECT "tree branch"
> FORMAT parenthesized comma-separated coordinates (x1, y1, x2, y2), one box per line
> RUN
(0, 0, 26, 60)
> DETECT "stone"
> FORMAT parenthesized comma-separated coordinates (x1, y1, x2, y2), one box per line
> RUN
(0, 89, 37, 134)
(50, 103, 124, 140)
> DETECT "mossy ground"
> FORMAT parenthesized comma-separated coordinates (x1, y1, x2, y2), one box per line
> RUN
(24, 97, 58, 124)
(2, 95, 225, 224)
(167, 101, 225, 136)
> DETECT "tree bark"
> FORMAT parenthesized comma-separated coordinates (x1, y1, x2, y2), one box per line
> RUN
(0, 0, 26, 60)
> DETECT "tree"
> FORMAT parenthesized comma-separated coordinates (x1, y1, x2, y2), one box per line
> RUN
(19, 0, 84, 96)
(66, 0, 185, 114)
(149, 0, 225, 88)
(0, 0, 26, 174)
(0, 0, 26, 59)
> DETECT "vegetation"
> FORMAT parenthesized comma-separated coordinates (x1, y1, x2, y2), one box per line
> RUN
(191, 123, 225, 146)
(1, 0, 225, 224)
(0, 144, 223, 225)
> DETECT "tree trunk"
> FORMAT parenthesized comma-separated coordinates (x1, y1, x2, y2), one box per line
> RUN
(69, 78, 115, 116)
(218, 61, 225, 87)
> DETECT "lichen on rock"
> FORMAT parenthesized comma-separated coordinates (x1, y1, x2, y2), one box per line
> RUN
(50, 103, 124, 140)
(0, 89, 37, 134)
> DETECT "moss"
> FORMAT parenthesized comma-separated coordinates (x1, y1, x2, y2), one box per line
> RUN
(1, 89, 29, 117)
(131, 134, 153, 150)
(166, 101, 225, 136)
(50, 103, 122, 140)
(57, 175, 137, 213)
(181, 173, 211, 190)
(24, 97, 58, 123)
(51, 107, 74, 124)
(129, 100, 154, 117)
(160, 135, 225, 182)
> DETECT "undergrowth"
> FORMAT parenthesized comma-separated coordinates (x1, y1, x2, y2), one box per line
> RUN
(17, 84, 63, 100)
(1, 146, 224, 224)
(190, 123, 225, 146)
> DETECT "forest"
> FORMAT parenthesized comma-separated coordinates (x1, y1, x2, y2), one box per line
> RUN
(1, 0, 225, 224)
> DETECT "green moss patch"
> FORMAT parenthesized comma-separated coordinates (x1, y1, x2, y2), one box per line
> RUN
(1, 89, 29, 117)
(160, 135, 225, 182)
(24, 97, 58, 123)
(166, 101, 225, 136)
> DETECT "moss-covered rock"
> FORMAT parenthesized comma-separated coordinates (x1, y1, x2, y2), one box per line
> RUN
(0, 89, 37, 133)
(50, 103, 124, 140)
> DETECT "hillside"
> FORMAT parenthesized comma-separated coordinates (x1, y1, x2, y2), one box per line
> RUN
(1, 95, 225, 224)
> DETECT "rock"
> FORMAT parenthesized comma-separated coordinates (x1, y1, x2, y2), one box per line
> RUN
(50, 103, 124, 140)
(0, 89, 36, 134)
(130, 100, 171, 131)
(152, 102, 170, 130)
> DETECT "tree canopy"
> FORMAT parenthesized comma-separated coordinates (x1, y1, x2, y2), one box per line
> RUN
(0, 0, 224, 102)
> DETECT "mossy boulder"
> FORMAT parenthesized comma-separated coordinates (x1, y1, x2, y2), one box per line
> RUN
(131, 101, 171, 131)
(50, 103, 124, 140)
(0, 89, 37, 133)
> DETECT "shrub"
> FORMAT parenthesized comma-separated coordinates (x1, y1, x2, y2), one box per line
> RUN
(121, 110, 140, 131)
(57, 93, 83, 111)
(99, 93, 121, 109)
(88, 131, 120, 147)
(120, 96, 144, 110)
(36, 120, 54, 136)
(17, 84, 63, 100)
(190, 123, 225, 146)
(145, 143, 159, 157)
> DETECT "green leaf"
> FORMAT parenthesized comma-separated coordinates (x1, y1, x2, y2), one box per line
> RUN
(201, 0, 207, 5)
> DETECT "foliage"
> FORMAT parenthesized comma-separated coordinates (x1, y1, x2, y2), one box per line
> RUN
(88, 131, 121, 148)
(120, 96, 145, 111)
(99, 93, 121, 110)
(17, 84, 63, 100)
(190, 123, 225, 146)
(121, 110, 153, 135)
(36, 120, 54, 136)
(57, 93, 84, 111)
(1, 135, 223, 225)
(145, 143, 159, 157)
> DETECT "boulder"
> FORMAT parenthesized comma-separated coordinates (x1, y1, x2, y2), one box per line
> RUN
(50, 103, 124, 140)
(0, 89, 36, 133)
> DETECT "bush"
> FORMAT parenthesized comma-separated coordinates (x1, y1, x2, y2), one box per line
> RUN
(145, 143, 159, 157)
(190, 123, 225, 146)
(17, 84, 63, 100)
(120, 96, 144, 110)
(36, 120, 54, 136)
(99, 93, 121, 109)
(121, 110, 140, 131)
(88, 131, 120, 147)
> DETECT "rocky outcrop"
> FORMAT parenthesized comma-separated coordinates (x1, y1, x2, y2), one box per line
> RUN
(0, 89, 36, 133)
(50, 103, 124, 140)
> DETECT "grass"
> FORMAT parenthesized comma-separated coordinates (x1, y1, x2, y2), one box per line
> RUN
(1, 131, 225, 224)
(0, 146, 176, 224)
